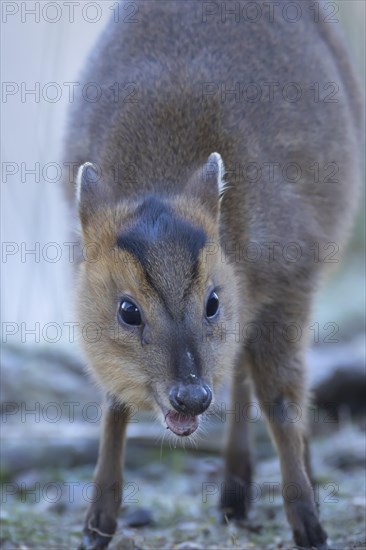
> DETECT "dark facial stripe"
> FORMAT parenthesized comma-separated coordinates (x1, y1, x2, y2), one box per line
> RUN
(116, 196, 207, 298)
(171, 337, 203, 381)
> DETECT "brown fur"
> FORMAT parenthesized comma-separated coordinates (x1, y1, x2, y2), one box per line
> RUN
(77, 194, 241, 410)
(63, 1, 363, 548)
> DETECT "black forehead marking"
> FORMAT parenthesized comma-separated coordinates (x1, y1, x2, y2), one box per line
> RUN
(116, 196, 207, 312)
(116, 196, 206, 270)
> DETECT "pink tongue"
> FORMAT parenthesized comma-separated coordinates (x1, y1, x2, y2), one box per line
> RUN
(165, 410, 199, 436)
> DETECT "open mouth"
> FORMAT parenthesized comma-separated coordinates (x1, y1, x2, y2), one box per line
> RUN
(164, 409, 199, 436)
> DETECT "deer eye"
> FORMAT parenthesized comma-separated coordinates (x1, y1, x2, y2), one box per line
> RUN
(206, 291, 219, 318)
(118, 300, 142, 326)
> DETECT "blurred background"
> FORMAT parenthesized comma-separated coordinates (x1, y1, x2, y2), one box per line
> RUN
(1, 1, 365, 548)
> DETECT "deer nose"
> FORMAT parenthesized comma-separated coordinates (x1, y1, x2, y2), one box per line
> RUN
(169, 383, 212, 415)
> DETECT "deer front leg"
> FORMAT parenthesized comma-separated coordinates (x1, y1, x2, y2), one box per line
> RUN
(247, 306, 328, 549)
(264, 408, 327, 548)
(220, 350, 253, 520)
(80, 396, 129, 550)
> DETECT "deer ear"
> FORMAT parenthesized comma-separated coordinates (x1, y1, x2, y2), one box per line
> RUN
(206, 152, 227, 197)
(186, 153, 227, 217)
(76, 162, 111, 225)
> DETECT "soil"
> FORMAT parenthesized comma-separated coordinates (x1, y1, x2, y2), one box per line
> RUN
(1, 421, 365, 550)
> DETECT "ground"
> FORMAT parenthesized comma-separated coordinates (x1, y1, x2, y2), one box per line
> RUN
(1, 420, 365, 550)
